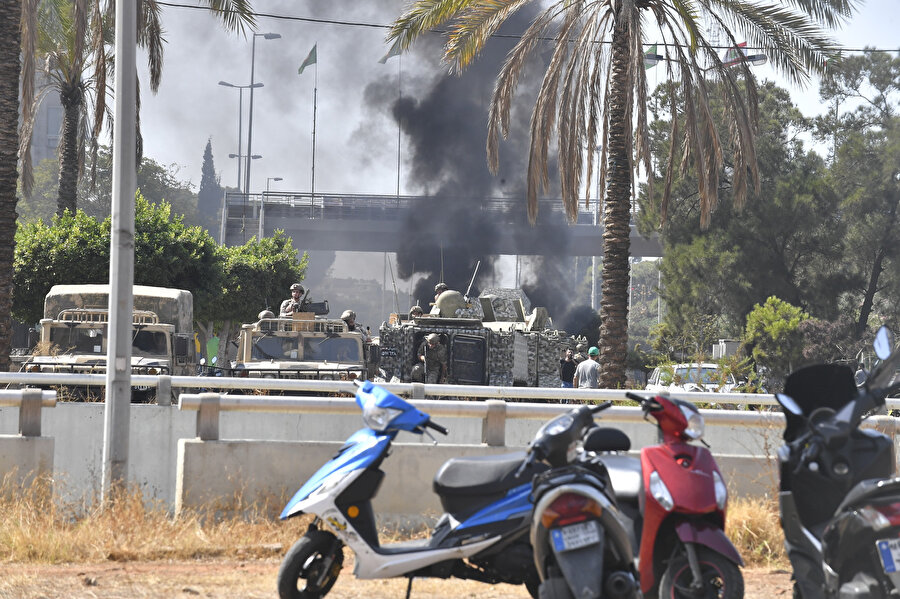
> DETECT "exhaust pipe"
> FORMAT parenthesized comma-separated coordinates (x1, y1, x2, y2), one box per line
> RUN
(605, 570, 637, 599)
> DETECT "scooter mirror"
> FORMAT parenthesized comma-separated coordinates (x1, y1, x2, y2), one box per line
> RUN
(775, 392, 804, 416)
(873, 326, 894, 361)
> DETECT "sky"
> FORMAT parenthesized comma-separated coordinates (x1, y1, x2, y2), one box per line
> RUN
(138, 0, 898, 196)
(134, 0, 899, 320)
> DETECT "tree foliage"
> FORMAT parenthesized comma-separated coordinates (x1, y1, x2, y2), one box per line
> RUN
(197, 138, 222, 239)
(14, 193, 228, 325)
(742, 296, 809, 391)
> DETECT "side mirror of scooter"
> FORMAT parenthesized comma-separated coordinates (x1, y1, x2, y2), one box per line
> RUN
(874, 326, 894, 361)
(775, 392, 804, 416)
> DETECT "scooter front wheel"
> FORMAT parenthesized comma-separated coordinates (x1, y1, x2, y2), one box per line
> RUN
(659, 546, 743, 599)
(277, 530, 344, 599)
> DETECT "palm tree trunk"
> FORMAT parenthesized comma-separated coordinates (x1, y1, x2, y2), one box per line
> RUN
(57, 86, 82, 216)
(0, 0, 22, 372)
(598, 13, 632, 389)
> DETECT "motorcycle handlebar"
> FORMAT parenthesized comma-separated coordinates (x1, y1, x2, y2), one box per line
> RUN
(591, 400, 613, 413)
(425, 420, 448, 435)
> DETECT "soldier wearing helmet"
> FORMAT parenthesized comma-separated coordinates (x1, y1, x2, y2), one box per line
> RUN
(341, 309, 370, 343)
(280, 283, 308, 317)
(434, 282, 449, 302)
(415, 332, 447, 383)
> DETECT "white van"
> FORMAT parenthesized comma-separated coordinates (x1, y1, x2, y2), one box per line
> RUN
(646, 363, 737, 393)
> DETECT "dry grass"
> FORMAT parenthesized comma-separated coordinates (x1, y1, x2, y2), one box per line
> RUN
(1, 473, 785, 569)
(0, 473, 310, 564)
(727, 495, 787, 567)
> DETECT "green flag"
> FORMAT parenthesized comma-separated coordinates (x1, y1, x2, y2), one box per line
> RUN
(643, 44, 658, 69)
(378, 39, 402, 64)
(298, 44, 317, 75)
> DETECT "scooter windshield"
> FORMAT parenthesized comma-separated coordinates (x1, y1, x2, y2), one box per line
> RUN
(782, 363, 857, 442)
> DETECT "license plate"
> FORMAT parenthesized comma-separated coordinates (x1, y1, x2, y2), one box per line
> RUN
(877, 538, 900, 573)
(551, 521, 600, 552)
(875, 539, 900, 574)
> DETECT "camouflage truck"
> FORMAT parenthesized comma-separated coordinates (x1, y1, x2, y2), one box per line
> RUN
(22, 284, 195, 402)
(231, 311, 379, 381)
(378, 288, 572, 388)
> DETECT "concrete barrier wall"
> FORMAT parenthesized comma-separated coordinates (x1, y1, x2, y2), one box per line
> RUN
(0, 436, 54, 490)
(0, 403, 782, 514)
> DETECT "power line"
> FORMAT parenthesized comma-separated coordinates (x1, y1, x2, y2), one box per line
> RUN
(156, 1, 899, 55)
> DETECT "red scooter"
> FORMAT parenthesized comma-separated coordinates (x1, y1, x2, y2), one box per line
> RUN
(599, 392, 744, 598)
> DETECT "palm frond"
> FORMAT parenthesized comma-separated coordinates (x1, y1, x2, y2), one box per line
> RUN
(389, 0, 475, 52)
(140, 0, 164, 92)
(202, 0, 256, 36)
(446, 0, 529, 73)
(486, 6, 557, 172)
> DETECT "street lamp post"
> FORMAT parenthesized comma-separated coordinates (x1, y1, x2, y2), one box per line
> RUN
(260, 176, 282, 240)
(217, 81, 263, 191)
(223, 154, 261, 243)
(244, 32, 281, 206)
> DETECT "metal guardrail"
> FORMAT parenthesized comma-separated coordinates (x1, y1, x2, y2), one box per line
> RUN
(3, 371, 900, 408)
(175, 391, 900, 446)
(0, 388, 57, 437)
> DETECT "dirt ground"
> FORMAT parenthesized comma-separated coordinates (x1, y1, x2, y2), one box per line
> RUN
(0, 558, 791, 598)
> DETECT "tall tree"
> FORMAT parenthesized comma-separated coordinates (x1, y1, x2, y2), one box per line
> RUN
(18, 0, 255, 215)
(0, 0, 22, 372)
(389, 0, 851, 387)
(197, 137, 223, 239)
(817, 51, 900, 337)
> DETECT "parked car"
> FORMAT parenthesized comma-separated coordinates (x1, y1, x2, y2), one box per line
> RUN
(646, 363, 737, 393)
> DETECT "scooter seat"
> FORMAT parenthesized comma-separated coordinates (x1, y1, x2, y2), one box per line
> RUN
(836, 476, 900, 515)
(433, 451, 548, 519)
(602, 454, 643, 500)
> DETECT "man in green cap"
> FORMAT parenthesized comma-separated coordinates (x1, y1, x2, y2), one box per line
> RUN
(574, 346, 600, 389)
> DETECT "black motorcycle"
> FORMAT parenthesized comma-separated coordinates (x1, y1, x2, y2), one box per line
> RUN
(775, 326, 900, 598)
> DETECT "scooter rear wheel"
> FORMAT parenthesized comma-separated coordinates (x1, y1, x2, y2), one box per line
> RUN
(659, 546, 743, 599)
(277, 530, 344, 599)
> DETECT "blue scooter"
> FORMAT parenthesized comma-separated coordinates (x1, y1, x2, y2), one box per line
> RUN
(277, 380, 546, 599)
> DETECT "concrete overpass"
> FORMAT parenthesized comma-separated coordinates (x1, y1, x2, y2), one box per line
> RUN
(221, 192, 662, 257)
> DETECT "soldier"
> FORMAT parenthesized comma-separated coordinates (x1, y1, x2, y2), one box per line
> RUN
(434, 282, 449, 302)
(416, 333, 447, 383)
(341, 309, 370, 343)
(573, 342, 588, 364)
(408, 305, 424, 319)
(279, 283, 307, 317)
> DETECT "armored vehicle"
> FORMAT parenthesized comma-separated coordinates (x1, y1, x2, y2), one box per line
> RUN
(232, 312, 379, 381)
(378, 288, 571, 388)
(22, 284, 195, 402)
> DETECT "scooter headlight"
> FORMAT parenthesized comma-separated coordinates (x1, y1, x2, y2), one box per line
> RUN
(713, 470, 728, 510)
(679, 404, 705, 440)
(362, 403, 403, 432)
(649, 471, 674, 511)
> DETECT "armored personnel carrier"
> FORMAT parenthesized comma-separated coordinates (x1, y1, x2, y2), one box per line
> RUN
(377, 288, 571, 387)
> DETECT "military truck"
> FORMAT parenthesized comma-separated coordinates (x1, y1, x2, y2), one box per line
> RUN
(231, 312, 379, 381)
(378, 288, 572, 388)
(22, 284, 195, 402)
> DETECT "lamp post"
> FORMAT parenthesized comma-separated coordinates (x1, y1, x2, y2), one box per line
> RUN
(244, 32, 281, 206)
(217, 81, 263, 191)
(219, 154, 262, 245)
(260, 176, 282, 240)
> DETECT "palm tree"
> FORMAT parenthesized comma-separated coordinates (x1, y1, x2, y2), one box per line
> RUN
(389, 0, 854, 387)
(0, 0, 23, 372)
(19, 0, 256, 216)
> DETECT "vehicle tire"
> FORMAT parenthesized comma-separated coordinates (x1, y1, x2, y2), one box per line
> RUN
(658, 546, 744, 599)
(277, 530, 344, 599)
(538, 576, 574, 599)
